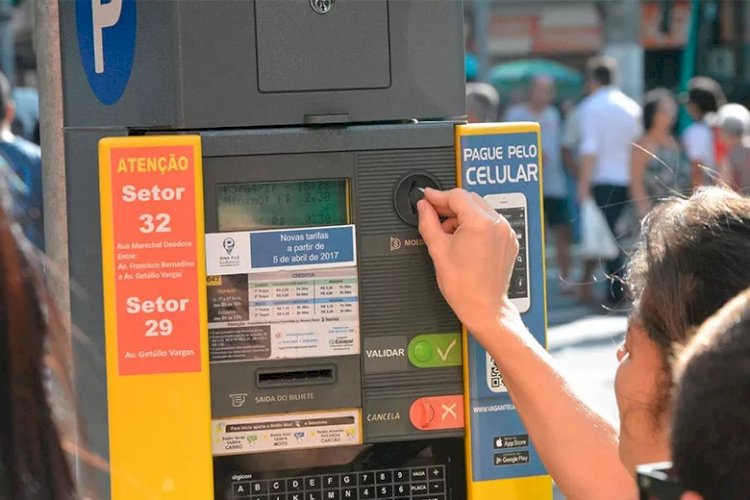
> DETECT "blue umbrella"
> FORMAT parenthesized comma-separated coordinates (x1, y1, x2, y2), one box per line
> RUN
(489, 59, 584, 100)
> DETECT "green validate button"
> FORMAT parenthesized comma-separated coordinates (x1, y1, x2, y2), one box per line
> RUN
(408, 333, 462, 368)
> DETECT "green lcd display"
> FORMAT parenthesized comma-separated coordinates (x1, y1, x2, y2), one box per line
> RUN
(216, 179, 349, 231)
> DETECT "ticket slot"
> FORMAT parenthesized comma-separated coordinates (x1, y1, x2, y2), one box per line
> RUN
(211, 356, 361, 419)
(257, 365, 337, 388)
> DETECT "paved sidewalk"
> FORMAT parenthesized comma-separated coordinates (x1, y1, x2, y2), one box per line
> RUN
(544, 241, 627, 499)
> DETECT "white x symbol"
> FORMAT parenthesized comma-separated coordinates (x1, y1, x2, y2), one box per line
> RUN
(441, 403, 457, 420)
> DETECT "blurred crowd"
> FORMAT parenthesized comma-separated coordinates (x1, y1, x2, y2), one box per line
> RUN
(0, 70, 42, 250)
(468, 56, 750, 309)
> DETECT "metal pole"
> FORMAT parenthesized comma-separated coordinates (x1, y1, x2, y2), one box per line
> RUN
(35, 0, 90, 492)
(36, 0, 70, 331)
(678, 0, 700, 130)
(603, 0, 644, 100)
(475, 0, 490, 82)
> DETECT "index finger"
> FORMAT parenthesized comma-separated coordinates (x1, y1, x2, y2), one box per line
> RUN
(423, 188, 478, 219)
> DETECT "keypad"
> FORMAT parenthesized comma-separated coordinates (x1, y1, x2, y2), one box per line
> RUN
(231, 466, 448, 500)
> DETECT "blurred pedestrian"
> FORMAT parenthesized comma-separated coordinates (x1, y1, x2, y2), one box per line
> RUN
(505, 75, 573, 291)
(578, 56, 642, 306)
(0, 177, 76, 498)
(0, 72, 44, 249)
(671, 287, 750, 499)
(716, 102, 750, 193)
(630, 89, 686, 219)
(466, 82, 500, 123)
(561, 98, 584, 180)
(680, 76, 726, 188)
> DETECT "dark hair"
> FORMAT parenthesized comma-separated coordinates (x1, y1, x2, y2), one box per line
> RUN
(0, 72, 9, 120)
(0, 178, 75, 498)
(685, 76, 726, 115)
(586, 56, 617, 86)
(642, 89, 675, 132)
(626, 188, 750, 413)
(671, 288, 750, 500)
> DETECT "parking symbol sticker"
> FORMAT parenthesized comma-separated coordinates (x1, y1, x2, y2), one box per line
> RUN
(76, 0, 137, 104)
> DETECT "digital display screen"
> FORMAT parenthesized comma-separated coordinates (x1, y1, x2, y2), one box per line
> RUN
(494, 207, 528, 300)
(216, 179, 349, 231)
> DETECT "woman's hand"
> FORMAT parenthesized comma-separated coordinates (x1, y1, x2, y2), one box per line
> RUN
(417, 188, 519, 335)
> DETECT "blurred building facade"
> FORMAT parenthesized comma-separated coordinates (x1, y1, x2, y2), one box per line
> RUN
(467, 1, 750, 104)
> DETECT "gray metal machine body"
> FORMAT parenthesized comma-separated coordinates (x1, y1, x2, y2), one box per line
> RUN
(59, 0, 465, 129)
(58, 1, 466, 497)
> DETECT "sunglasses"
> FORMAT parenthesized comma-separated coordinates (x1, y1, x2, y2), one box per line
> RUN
(636, 462, 683, 500)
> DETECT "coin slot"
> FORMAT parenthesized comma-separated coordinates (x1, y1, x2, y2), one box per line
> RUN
(393, 171, 442, 226)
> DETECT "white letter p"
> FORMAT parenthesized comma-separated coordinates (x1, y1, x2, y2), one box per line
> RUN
(92, 0, 123, 74)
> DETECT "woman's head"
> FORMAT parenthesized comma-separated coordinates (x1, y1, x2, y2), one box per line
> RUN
(642, 89, 677, 134)
(0, 178, 75, 498)
(615, 188, 750, 472)
(683, 76, 726, 121)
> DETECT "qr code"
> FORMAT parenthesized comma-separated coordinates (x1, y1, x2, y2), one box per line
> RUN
(486, 352, 508, 393)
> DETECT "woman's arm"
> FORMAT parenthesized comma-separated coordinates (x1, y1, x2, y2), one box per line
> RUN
(473, 305, 635, 500)
(417, 188, 636, 500)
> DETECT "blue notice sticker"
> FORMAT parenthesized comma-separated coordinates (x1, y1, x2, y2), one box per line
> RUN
(249, 226, 356, 271)
(76, 0, 137, 105)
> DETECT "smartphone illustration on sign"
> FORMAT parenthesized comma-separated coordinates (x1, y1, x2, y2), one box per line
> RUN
(483, 193, 530, 313)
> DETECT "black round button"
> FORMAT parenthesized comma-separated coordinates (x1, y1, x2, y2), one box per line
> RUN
(393, 171, 442, 226)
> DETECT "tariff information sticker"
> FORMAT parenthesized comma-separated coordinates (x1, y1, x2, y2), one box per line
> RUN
(99, 137, 205, 375)
(207, 268, 359, 361)
(212, 409, 361, 455)
(206, 226, 359, 361)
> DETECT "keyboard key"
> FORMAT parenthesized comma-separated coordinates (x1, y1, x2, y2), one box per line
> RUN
(323, 475, 339, 489)
(410, 482, 428, 495)
(341, 488, 358, 500)
(234, 482, 251, 497)
(394, 483, 409, 497)
(341, 474, 357, 487)
(288, 493, 303, 500)
(288, 478, 304, 492)
(393, 469, 409, 483)
(323, 490, 339, 500)
(306, 477, 321, 490)
(427, 466, 445, 481)
(252, 481, 268, 494)
(306, 492, 321, 500)
(359, 472, 375, 486)
(376, 471, 392, 484)
(359, 486, 374, 499)
(410, 468, 428, 482)
(270, 480, 286, 494)
(252, 496, 267, 500)
(376, 485, 393, 498)
(270, 495, 284, 500)
(429, 482, 445, 494)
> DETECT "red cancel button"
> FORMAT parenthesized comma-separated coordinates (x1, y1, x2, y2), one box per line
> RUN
(409, 395, 464, 430)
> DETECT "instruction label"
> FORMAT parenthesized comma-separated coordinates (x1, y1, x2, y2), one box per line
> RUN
(100, 137, 205, 375)
(205, 225, 356, 275)
(212, 409, 361, 455)
(208, 268, 359, 361)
